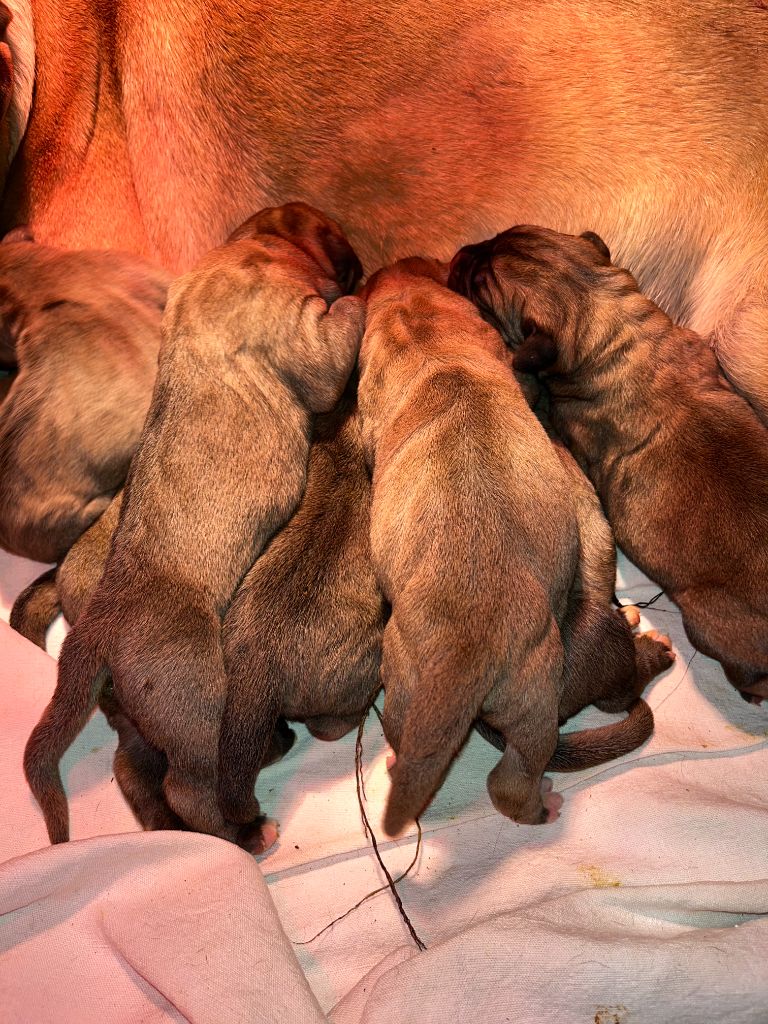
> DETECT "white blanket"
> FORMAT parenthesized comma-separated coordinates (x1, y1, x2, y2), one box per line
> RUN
(1, 549, 767, 1023)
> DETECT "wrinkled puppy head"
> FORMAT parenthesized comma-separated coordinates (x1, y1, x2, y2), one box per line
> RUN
(448, 225, 618, 375)
(228, 202, 363, 294)
(359, 256, 449, 304)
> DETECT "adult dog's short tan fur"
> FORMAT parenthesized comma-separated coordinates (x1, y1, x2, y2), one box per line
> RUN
(218, 391, 385, 827)
(2, 2, 767, 429)
(0, 236, 169, 561)
(358, 259, 672, 836)
(451, 225, 768, 704)
(23, 203, 364, 846)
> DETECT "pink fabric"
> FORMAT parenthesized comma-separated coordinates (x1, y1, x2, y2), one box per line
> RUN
(2, 547, 768, 1022)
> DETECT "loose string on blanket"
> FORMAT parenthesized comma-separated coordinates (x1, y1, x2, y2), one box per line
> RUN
(612, 589, 665, 610)
(294, 706, 426, 950)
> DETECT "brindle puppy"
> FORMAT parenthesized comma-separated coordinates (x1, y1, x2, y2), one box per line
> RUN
(358, 258, 672, 837)
(0, 235, 169, 561)
(451, 225, 768, 704)
(23, 203, 364, 847)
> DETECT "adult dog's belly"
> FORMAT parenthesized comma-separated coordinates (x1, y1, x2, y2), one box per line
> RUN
(5, 1, 768, 333)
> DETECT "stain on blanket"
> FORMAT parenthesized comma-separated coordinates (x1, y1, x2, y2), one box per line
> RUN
(594, 1005, 630, 1024)
(579, 863, 621, 888)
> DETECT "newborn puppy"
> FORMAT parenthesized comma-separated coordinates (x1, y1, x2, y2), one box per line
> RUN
(0, 234, 170, 562)
(478, 430, 674, 768)
(24, 202, 364, 846)
(12, 489, 295, 837)
(451, 225, 768, 704)
(218, 389, 385, 826)
(359, 258, 668, 837)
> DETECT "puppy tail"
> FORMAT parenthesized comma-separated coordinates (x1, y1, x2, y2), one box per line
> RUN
(24, 628, 107, 843)
(10, 568, 61, 649)
(546, 698, 654, 772)
(383, 650, 492, 837)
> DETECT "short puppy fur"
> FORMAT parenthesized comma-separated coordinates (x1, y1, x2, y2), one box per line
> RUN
(358, 258, 669, 837)
(218, 389, 385, 826)
(12, 489, 296, 835)
(0, 233, 170, 562)
(451, 225, 768, 704)
(24, 203, 364, 846)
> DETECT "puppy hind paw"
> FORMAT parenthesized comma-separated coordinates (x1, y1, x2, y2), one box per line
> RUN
(619, 604, 641, 630)
(237, 817, 280, 857)
(542, 777, 563, 823)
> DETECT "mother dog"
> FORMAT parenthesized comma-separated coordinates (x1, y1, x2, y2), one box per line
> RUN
(0, 2, 766, 423)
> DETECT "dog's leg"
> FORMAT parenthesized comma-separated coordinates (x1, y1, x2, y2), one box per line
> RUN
(558, 600, 638, 721)
(99, 685, 180, 831)
(485, 699, 562, 825)
(485, 628, 562, 825)
(218, 610, 282, 828)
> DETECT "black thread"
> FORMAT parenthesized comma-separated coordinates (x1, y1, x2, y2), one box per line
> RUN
(293, 706, 426, 950)
(354, 707, 427, 951)
(612, 589, 665, 610)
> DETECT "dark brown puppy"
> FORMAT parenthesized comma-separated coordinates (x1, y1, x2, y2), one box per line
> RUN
(23, 202, 364, 846)
(12, 488, 295, 839)
(0, 234, 170, 562)
(451, 225, 768, 705)
(218, 390, 385, 826)
(359, 259, 671, 837)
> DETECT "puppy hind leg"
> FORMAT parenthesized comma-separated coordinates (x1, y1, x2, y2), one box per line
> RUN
(559, 600, 637, 720)
(100, 685, 180, 831)
(218, 630, 282, 827)
(147, 643, 228, 837)
(485, 628, 562, 825)
(113, 736, 180, 831)
(486, 692, 562, 825)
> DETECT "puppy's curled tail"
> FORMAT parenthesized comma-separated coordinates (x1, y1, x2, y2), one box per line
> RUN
(547, 698, 653, 770)
(383, 646, 493, 837)
(24, 628, 107, 843)
(475, 699, 654, 771)
(10, 568, 61, 649)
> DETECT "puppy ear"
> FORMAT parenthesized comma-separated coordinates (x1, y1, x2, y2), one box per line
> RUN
(580, 231, 611, 262)
(316, 224, 364, 295)
(2, 225, 34, 244)
(512, 330, 558, 374)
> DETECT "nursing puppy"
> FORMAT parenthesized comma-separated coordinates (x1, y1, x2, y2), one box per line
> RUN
(359, 259, 671, 837)
(0, 234, 169, 561)
(477, 431, 674, 767)
(218, 390, 385, 828)
(23, 202, 364, 846)
(451, 225, 768, 704)
(12, 490, 295, 839)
